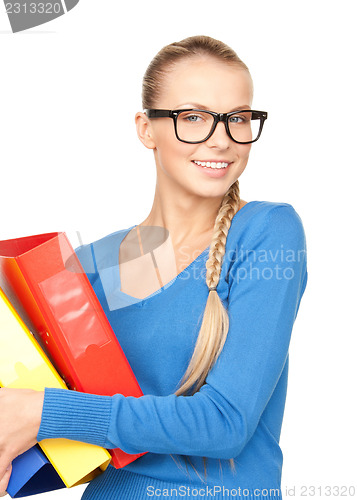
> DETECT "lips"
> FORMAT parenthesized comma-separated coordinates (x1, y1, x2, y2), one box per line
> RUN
(192, 160, 232, 178)
(192, 160, 230, 169)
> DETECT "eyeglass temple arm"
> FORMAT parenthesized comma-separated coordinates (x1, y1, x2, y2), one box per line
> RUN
(144, 109, 172, 118)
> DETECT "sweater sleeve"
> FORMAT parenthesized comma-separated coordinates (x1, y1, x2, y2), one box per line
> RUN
(37, 205, 308, 459)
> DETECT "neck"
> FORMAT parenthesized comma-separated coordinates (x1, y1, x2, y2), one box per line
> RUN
(138, 187, 225, 246)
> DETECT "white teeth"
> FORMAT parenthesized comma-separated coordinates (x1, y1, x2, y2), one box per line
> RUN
(193, 161, 229, 169)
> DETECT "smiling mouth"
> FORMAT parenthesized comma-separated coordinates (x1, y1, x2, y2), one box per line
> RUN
(192, 160, 230, 169)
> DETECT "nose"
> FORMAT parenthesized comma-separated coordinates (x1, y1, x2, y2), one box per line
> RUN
(206, 120, 231, 149)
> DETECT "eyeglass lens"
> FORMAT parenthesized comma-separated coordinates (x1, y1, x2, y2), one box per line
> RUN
(176, 110, 261, 143)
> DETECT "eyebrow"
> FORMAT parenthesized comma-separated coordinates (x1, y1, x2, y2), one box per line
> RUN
(175, 103, 252, 112)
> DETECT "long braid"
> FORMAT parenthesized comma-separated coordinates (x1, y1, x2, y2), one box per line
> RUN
(170, 180, 241, 482)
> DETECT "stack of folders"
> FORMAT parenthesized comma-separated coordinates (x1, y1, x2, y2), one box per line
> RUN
(0, 232, 148, 497)
(0, 287, 111, 498)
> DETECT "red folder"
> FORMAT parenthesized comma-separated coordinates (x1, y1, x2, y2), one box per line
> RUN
(0, 232, 147, 468)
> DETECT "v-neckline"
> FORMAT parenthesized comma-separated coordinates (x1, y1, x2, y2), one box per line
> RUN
(117, 228, 211, 303)
(116, 201, 255, 304)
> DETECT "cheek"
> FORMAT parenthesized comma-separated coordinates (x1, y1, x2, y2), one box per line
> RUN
(155, 133, 197, 168)
(238, 144, 252, 159)
(233, 144, 251, 177)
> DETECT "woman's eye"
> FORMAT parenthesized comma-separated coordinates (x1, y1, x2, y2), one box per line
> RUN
(185, 114, 202, 122)
(179, 112, 207, 123)
(229, 115, 244, 124)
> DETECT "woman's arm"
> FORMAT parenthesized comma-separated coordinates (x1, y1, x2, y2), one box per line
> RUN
(35, 204, 308, 458)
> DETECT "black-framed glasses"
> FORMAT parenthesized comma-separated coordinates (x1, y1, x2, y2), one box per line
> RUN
(144, 108, 268, 144)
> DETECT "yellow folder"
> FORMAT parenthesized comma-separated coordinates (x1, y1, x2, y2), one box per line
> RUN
(0, 287, 111, 488)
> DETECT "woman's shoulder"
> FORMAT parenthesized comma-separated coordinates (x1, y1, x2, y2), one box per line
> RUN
(234, 199, 302, 219)
(228, 200, 306, 249)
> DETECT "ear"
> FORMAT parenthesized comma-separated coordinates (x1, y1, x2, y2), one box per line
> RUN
(135, 112, 156, 149)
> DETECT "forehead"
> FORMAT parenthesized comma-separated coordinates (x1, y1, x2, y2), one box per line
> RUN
(157, 57, 253, 110)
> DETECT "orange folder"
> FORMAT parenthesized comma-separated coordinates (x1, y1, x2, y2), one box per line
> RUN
(0, 232, 147, 468)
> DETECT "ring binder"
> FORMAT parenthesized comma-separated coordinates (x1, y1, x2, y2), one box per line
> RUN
(0, 232, 147, 468)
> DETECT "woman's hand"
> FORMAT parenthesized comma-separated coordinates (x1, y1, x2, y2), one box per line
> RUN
(0, 388, 44, 496)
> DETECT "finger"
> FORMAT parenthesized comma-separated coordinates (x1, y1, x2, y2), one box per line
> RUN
(0, 463, 11, 497)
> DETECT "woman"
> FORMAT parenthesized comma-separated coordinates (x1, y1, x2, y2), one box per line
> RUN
(0, 35, 308, 499)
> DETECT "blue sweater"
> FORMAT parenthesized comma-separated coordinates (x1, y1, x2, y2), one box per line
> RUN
(37, 200, 308, 500)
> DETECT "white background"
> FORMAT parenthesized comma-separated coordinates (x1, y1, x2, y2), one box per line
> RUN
(1, 1, 356, 498)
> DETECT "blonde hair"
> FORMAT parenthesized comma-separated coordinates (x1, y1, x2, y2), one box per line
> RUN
(142, 35, 249, 483)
